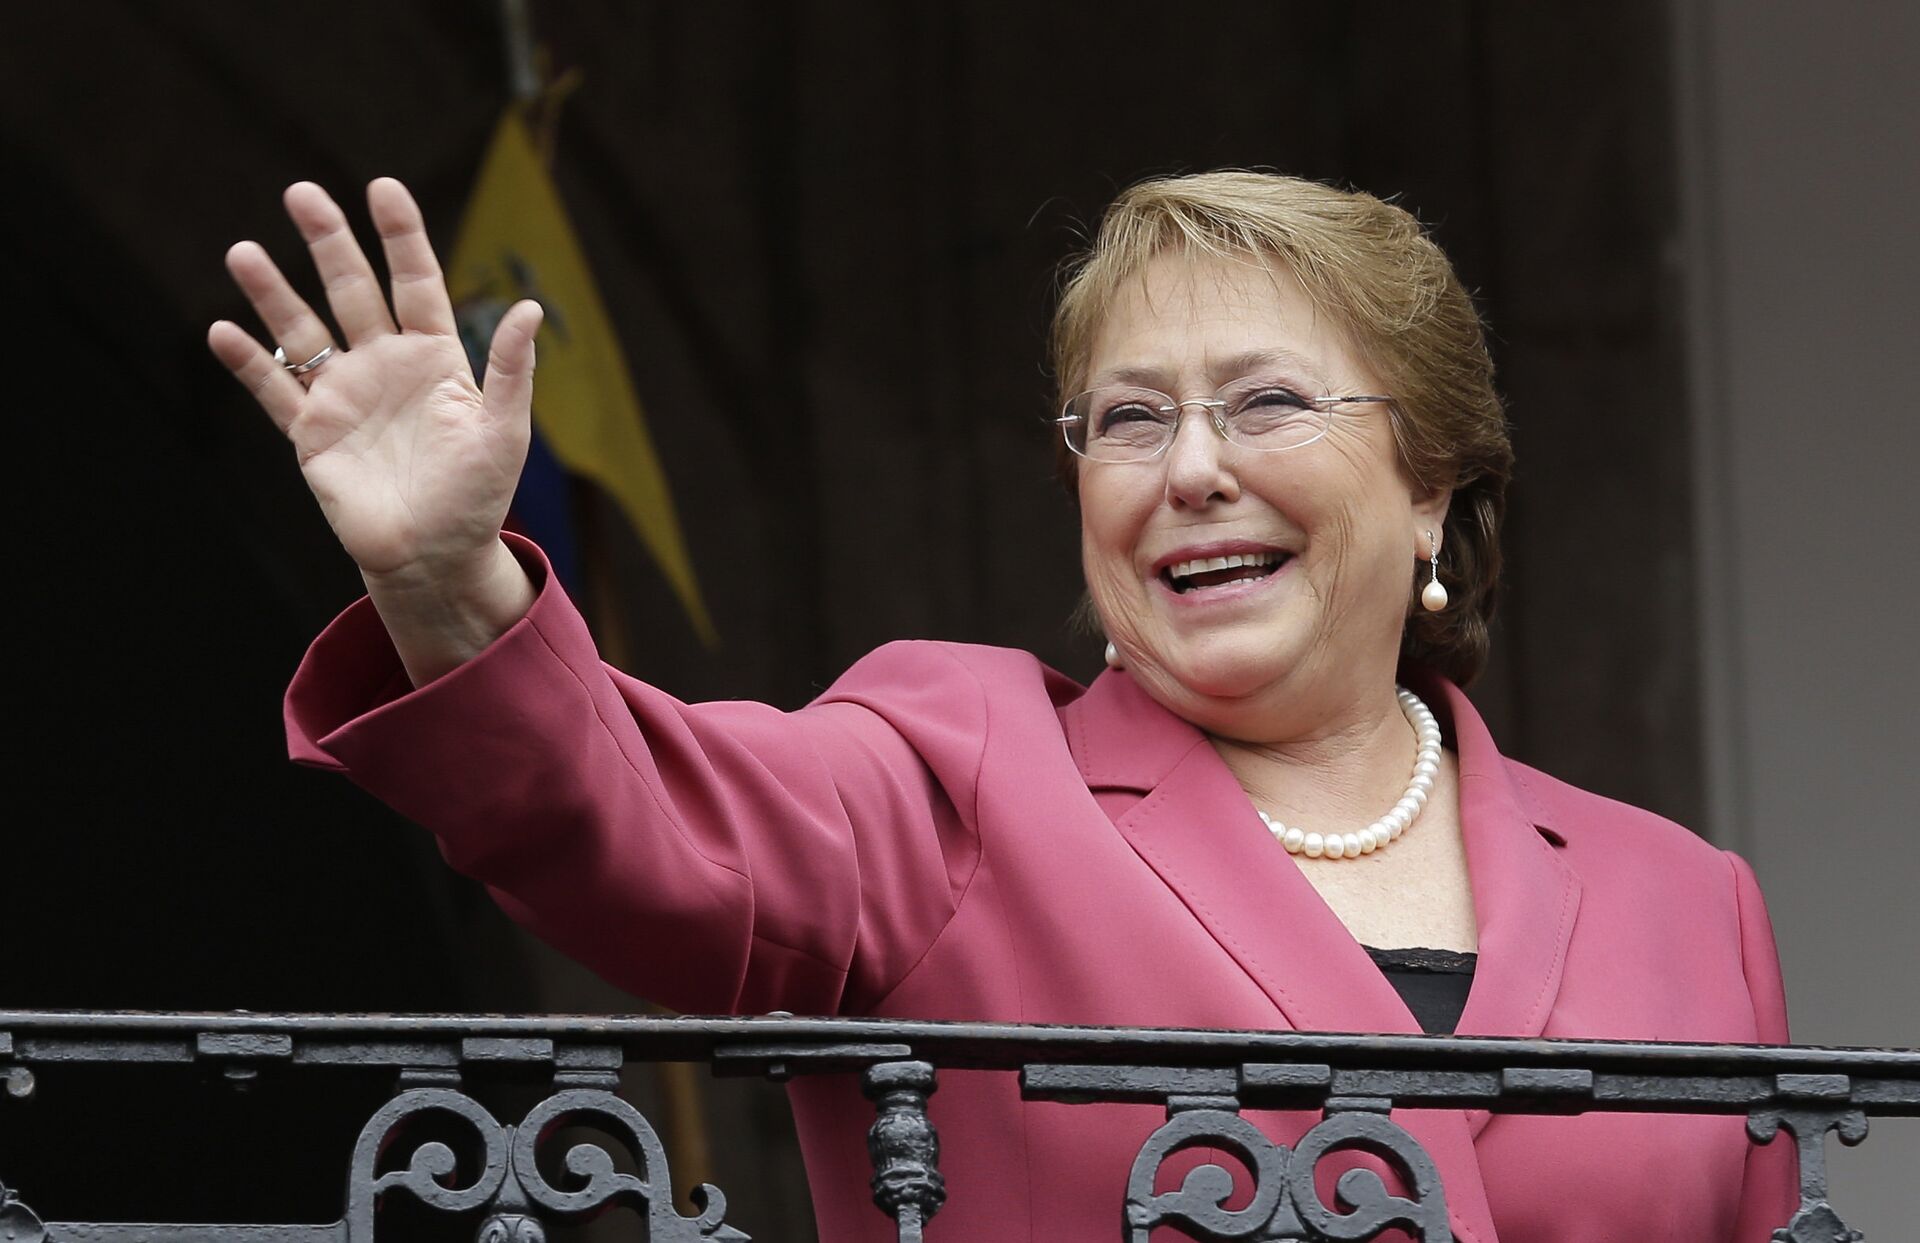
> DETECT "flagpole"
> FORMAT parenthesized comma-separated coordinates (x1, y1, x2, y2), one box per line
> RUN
(494, 0, 718, 1208)
(501, 0, 539, 102)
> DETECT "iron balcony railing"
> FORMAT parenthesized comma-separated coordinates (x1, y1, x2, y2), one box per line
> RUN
(2, 1011, 1915, 1242)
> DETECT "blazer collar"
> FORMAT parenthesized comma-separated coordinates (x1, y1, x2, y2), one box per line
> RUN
(1063, 666, 1580, 1035)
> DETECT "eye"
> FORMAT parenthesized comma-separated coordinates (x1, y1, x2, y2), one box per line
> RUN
(1222, 384, 1332, 448)
(1097, 400, 1164, 432)
(1238, 386, 1313, 413)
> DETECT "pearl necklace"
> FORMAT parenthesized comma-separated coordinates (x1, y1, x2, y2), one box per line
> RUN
(1255, 686, 1442, 860)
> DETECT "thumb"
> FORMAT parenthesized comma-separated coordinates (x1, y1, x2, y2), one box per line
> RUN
(479, 299, 545, 427)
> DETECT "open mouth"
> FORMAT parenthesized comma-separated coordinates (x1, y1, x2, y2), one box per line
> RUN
(1160, 551, 1291, 594)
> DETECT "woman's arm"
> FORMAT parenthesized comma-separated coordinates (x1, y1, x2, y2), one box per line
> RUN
(285, 535, 985, 1018)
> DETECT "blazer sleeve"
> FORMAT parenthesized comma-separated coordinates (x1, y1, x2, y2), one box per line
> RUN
(1725, 849, 1800, 1241)
(283, 536, 985, 1017)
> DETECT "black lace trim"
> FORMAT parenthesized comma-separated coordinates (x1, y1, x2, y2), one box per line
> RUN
(1362, 945, 1478, 974)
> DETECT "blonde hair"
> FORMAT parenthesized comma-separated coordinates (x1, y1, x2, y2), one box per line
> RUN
(1049, 171, 1513, 685)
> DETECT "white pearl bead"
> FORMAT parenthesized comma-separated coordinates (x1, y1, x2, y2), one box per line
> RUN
(1409, 786, 1429, 807)
(1324, 835, 1346, 859)
(1410, 773, 1434, 794)
(1414, 758, 1439, 777)
(1283, 827, 1305, 852)
(1389, 819, 1406, 839)
(1358, 831, 1378, 854)
(1303, 832, 1325, 857)
(1341, 832, 1362, 856)
(1394, 797, 1419, 818)
(1421, 580, 1448, 611)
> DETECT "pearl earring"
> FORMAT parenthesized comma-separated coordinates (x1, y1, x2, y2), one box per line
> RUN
(1104, 641, 1123, 669)
(1421, 529, 1449, 612)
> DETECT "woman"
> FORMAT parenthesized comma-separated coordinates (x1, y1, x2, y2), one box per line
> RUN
(209, 172, 1795, 1242)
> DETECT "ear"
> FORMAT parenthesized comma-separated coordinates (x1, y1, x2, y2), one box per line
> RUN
(1410, 482, 1453, 559)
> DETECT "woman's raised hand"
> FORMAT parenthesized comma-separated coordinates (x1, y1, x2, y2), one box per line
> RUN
(209, 179, 544, 683)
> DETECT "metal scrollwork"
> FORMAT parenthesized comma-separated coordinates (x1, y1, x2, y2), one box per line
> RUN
(1289, 1110, 1451, 1243)
(1747, 1106, 1869, 1243)
(336, 1084, 745, 1241)
(1125, 1106, 1450, 1243)
(863, 1061, 947, 1243)
(1124, 1109, 1290, 1242)
(346, 1087, 511, 1240)
(509, 1088, 747, 1241)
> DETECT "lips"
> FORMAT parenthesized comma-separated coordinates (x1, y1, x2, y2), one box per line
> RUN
(1152, 543, 1295, 594)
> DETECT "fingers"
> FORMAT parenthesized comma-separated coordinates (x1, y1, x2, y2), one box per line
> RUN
(207, 319, 304, 433)
(283, 181, 398, 346)
(368, 177, 459, 337)
(480, 300, 545, 428)
(223, 240, 337, 379)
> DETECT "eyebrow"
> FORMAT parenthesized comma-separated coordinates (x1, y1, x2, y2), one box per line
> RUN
(1089, 347, 1331, 391)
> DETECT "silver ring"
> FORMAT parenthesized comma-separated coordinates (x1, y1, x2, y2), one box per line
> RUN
(273, 345, 334, 375)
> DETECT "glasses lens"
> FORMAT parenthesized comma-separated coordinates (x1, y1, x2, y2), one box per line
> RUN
(1066, 387, 1174, 461)
(1220, 381, 1331, 451)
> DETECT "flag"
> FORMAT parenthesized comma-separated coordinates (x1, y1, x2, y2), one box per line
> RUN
(447, 109, 716, 647)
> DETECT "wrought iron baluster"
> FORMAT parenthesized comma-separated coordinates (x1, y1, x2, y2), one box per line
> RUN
(863, 1060, 946, 1243)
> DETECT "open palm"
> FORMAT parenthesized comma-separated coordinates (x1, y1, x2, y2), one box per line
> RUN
(208, 179, 543, 583)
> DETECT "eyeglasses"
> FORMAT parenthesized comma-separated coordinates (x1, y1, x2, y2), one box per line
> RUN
(1057, 377, 1394, 464)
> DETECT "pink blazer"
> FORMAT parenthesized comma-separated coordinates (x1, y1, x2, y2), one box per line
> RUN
(287, 537, 1795, 1243)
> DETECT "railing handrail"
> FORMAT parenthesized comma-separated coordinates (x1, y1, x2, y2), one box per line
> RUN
(4, 1010, 1916, 1123)
(3, 1009, 1915, 1073)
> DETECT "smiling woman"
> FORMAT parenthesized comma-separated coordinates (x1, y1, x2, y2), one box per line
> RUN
(220, 170, 1797, 1241)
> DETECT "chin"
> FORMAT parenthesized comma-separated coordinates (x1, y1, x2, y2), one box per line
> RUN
(1149, 631, 1298, 702)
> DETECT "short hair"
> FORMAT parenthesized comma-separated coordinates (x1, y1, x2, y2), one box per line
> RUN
(1048, 171, 1513, 685)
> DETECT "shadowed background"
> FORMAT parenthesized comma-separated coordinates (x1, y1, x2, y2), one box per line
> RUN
(6, 0, 1914, 1235)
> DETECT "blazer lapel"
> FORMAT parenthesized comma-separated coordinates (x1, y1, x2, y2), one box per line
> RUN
(1415, 672, 1584, 1142)
(1421, 674, 1582, 1042)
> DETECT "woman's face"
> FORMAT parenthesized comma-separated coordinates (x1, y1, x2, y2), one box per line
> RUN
(1078, 252, 1448, 737)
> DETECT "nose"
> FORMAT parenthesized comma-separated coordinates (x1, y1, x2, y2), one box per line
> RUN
(1162, 401, 1240, 509)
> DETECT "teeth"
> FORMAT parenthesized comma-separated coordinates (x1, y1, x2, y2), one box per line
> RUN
(1167, 551, 1281, 579)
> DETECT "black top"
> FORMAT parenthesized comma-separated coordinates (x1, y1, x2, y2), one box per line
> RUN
(1363, 945, 1477, 1035)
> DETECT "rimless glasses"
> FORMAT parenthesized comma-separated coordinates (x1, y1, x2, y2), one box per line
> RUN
(1058, 376, 1394, 464)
